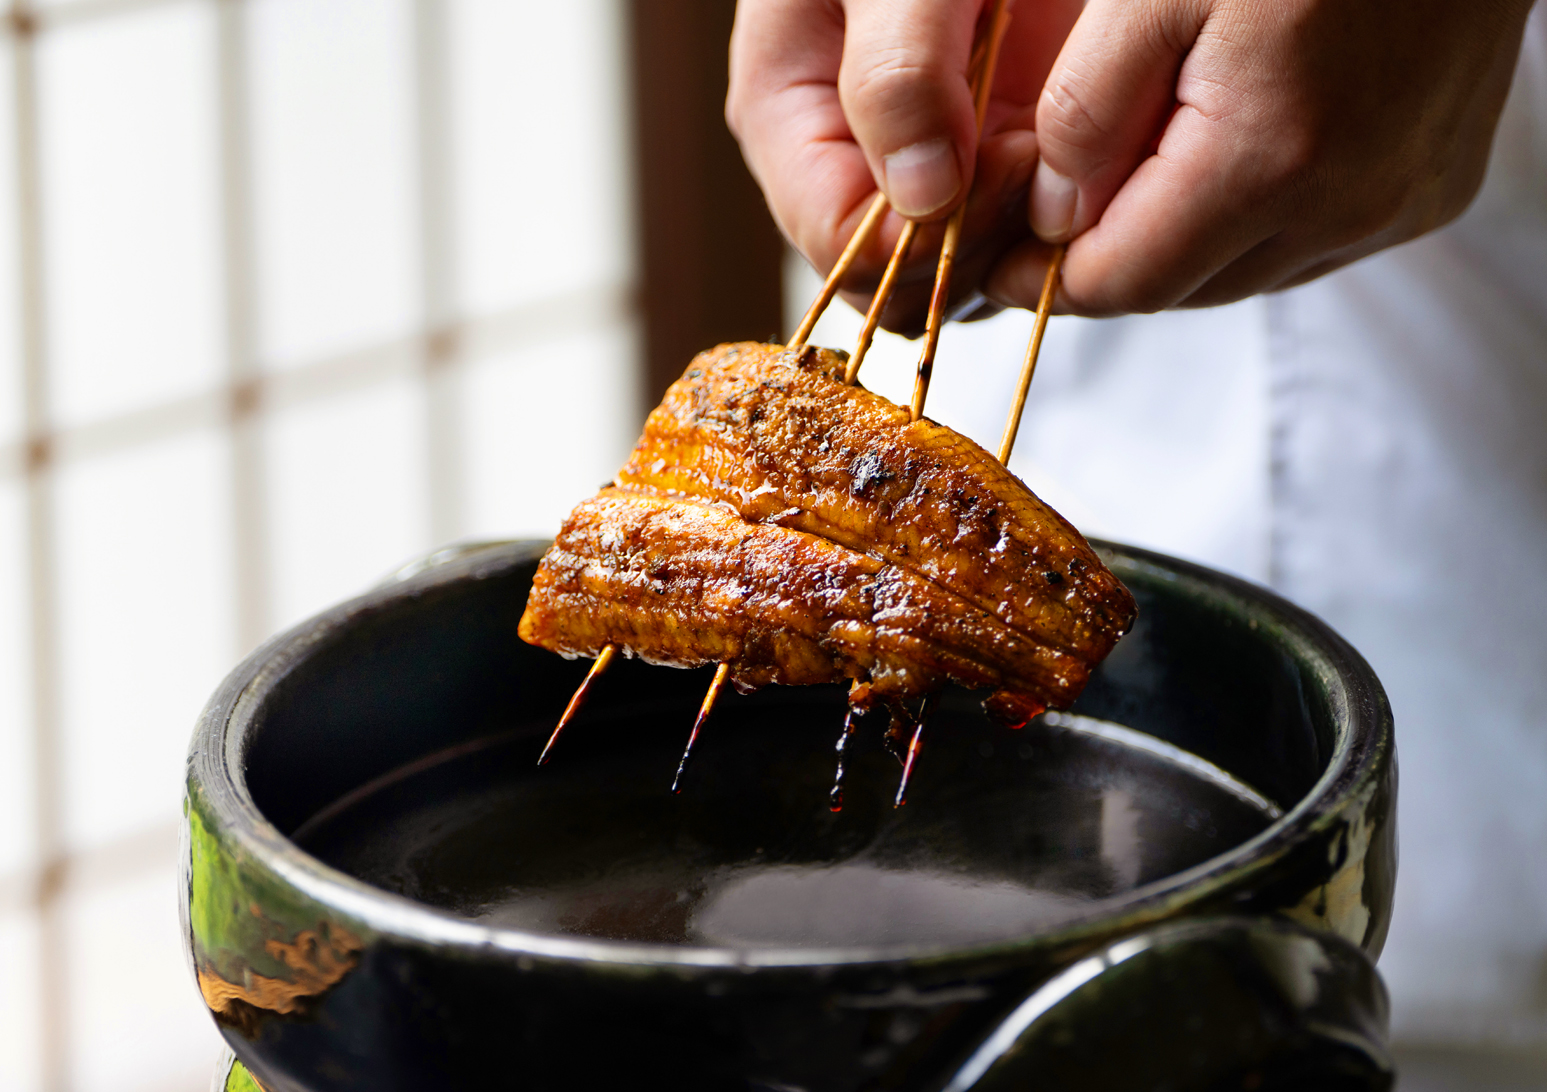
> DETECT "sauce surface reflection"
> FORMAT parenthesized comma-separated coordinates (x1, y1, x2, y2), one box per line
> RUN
(296, 699, 1278, 950)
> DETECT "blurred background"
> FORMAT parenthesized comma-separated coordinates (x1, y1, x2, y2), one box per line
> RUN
(0, 0, 1541, 1090)
(0, 0, 789, 1086)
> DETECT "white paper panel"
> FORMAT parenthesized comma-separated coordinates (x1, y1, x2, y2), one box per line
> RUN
(264, 375, 429, 632)
(0, 480, 33, 879)
(55, 430, 234, 853)
(248, 0, 419, 368)
(448, 0, 631, 317)
(460, 325, 637, 541)
(0, 39, 21, 449)
(0, 911, 41, 1092)
(62, 867, 222, 1092)
(38, 2, 222, 429)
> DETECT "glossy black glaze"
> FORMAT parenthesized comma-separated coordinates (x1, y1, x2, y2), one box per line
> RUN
(946, 916, 1392, 1091)
(183, 540, 1396, 1092)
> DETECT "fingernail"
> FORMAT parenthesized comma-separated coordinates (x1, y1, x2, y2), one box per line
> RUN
(883, 139, 961, 218)
(1031, 160, 1077, 242)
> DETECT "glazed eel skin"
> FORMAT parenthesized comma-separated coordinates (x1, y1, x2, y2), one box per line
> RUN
(518, 342, 1137, 720)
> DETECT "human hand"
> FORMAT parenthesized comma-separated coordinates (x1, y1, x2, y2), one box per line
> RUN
(726, 0, 1082, 332)
(986, 0, 1535, 314)
(728, 0, 1535, 323)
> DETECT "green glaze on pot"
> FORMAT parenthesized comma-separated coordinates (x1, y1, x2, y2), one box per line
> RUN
(222, 1055, 267, 1092)
(185, 765, 369, 1036)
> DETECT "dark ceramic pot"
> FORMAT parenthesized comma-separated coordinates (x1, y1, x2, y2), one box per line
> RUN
(183, 540, 1396, 1092)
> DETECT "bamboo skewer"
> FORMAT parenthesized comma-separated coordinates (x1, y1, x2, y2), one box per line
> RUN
(845, 220, 916, 384)
(672, 662, 732, 792)
(789, 192, 891, 349)
(894, 698, 933, 807)
(537, 643, 616, 765)
(1002, 244, 1064, 460)
(907, 0, 1010, 421)
(828, 704, 861, 812)
(997, 245, 1065, 464)
(908, 219, 963, 420)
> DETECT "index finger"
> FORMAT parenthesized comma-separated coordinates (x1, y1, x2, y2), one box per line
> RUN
(728, 0, 890, 274)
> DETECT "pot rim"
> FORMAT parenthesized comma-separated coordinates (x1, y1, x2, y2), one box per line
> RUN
(187, 539, 1392, 973)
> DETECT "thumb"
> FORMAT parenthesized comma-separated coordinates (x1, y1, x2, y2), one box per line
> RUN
(1032, 0, 1205, 242)
(838, 0, 983, 219)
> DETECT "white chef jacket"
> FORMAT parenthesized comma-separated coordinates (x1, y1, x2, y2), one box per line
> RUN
(816, 5, 1547, 1045)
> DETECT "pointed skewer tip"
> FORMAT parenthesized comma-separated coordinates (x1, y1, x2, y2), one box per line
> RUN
(894, 699, 932, 808)
(672, 662, 732, 793)
(538, 644, 616, 766)
(829, 706, 861, 812)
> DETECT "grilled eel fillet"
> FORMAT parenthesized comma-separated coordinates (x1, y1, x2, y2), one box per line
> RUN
(518, 342, 1137, 719)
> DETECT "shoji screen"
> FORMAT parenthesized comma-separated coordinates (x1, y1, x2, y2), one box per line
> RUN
(0, 1, 638, 1087)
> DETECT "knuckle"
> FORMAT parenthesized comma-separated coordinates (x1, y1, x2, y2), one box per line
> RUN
(1340, 192, 1409, 244)
(1309, 158, 1445, 250)
(1254, 118, 1323, 193)
(841, 50, 952, 118)
(1103, 281, 1173, 316)
(1078, 263, 1175, 317)
(724, 87, 751, 142)
(1425, 157, 1489, 233)
(1036, 68, 1114, 159)
(723, 91, 744, 140)
(1428, 188, 1478, 233)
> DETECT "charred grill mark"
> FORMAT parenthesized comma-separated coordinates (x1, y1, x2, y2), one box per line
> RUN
(848, 450, 895, 497)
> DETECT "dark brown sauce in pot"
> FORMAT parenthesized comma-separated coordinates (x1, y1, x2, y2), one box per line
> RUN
(296, 692, 1276, 951)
